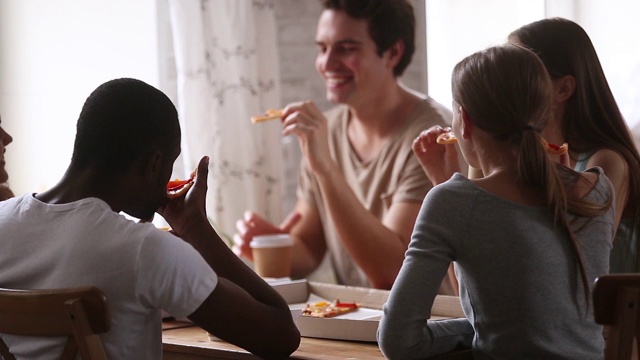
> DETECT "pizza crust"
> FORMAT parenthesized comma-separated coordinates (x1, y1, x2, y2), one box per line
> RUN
(436, 131, 457, 144)
(251, 108, 284, 124)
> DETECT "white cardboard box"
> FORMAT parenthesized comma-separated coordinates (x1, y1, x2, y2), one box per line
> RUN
(271, 279, 464, 342)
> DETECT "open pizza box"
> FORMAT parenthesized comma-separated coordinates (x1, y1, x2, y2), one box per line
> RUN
(269, 278, 465, 342)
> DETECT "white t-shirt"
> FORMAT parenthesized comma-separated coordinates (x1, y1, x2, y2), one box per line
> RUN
(0, 194, 217, 359)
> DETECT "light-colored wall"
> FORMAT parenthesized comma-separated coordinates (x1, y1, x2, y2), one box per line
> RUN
(0, 0, 160, 195)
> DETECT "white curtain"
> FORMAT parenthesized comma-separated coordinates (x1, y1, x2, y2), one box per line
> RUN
(168, 0, 285, 241)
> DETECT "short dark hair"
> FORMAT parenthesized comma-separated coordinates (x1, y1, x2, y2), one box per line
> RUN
(321, 0, 415, 77)
(71, 78, 180, 174)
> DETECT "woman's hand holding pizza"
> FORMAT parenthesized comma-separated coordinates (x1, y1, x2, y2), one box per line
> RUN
(412, 126, 461, 186)
(540, 137, 570, 168)
(157, 156, 209, 238)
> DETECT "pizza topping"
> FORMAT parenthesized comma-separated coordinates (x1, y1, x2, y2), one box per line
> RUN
(166, 170, 197, 199)
(436, 131, 457, 145)
(334, 300, 359, 308)
(167, 178, 192, 191)
(540, 138, 568, 156)
(251, 108, 284, 124)
(301, 299, 360, 318)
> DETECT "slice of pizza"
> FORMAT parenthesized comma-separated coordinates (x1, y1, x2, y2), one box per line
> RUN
(251, 108, 284, 124)
(540, 137, 568, 155)
(436, 131, 457, 144)
(301, 299, 360, 318)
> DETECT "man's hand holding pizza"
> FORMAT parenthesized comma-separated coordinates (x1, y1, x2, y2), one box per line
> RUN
(281, 101, 336, 178)
(157, 156, 209, 238)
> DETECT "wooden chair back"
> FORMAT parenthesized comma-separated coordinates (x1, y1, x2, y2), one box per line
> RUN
(0, 286, 110, 360)
(593, 274, 640, 360)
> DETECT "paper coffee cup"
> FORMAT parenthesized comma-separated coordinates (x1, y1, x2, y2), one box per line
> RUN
(250, 234, 293, 278)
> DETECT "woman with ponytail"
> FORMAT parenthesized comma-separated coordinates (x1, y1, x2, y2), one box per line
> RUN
(378, 45, 614, 359)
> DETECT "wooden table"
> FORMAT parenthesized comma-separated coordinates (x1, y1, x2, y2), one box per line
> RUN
(162, 320, 384, 359)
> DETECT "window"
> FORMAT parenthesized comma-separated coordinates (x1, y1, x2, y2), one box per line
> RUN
(425, 0, 640, 130)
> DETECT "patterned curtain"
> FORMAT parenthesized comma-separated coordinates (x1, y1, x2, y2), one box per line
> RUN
(168, 0, 284, 241)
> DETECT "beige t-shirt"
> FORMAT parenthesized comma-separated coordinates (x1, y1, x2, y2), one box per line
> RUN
(298, 98, 452, 287)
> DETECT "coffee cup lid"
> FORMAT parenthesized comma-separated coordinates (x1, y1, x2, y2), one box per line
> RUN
(250, 234, 293, 248)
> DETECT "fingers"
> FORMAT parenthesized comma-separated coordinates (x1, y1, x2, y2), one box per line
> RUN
(235, 211, 272, 239)
(194, 156, 210, 190)
(281, 101, 325, 138)
(234, 211, 263, 259)
(558, 145, 571, 168)
(413, 126, 450, 156)
(233, 217, 252, 260)
(412, 134, 428, 154)
(234, 210, 292, 261)
(235, 213, 252, 237)
(232, 233, 253, 260)
(282, 100, 321, 119)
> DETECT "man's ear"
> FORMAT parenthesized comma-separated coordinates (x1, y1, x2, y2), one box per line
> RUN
(385, 40, 405, 70)
(553, 75, 576, 103)
(143, 150, 163, 182)
(460, 107, 474, 140)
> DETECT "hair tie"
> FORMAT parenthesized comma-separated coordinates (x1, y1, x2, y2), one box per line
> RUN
(522, 124, 542, 133)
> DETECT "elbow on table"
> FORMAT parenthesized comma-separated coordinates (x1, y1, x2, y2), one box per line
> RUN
(378, 331, 429, 360)
(254, 320, 301, 359)
(279, 323, 302, 358)
(379, 342, 425, 360)
(378, 319, 437, 360)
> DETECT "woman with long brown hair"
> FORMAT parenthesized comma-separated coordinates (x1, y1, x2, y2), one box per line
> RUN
(379, 44, 614, 359)
(510, 18, 640, 274)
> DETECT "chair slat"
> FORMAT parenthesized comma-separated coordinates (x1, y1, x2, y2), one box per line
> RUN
(0, 286, 110, 360)
(593, 274, 640, 360)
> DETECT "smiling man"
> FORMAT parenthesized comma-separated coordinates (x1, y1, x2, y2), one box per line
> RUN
(235, 0, 458, 294)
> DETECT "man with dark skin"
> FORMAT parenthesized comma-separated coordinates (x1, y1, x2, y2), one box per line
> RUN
(0, 78, 299, 359)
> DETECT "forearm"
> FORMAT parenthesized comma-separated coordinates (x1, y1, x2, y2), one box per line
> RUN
(290, 236, 325, 279)
(315, 168, 408, 289)
(190, 278, 300, 359)
(181, 218, 289, 308)
(379, 238, 467, 359)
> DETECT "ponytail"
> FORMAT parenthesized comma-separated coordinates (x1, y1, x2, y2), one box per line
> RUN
(517, 129, 610, 308)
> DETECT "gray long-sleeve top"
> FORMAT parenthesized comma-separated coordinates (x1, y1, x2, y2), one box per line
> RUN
(378, 168, 614, 359)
